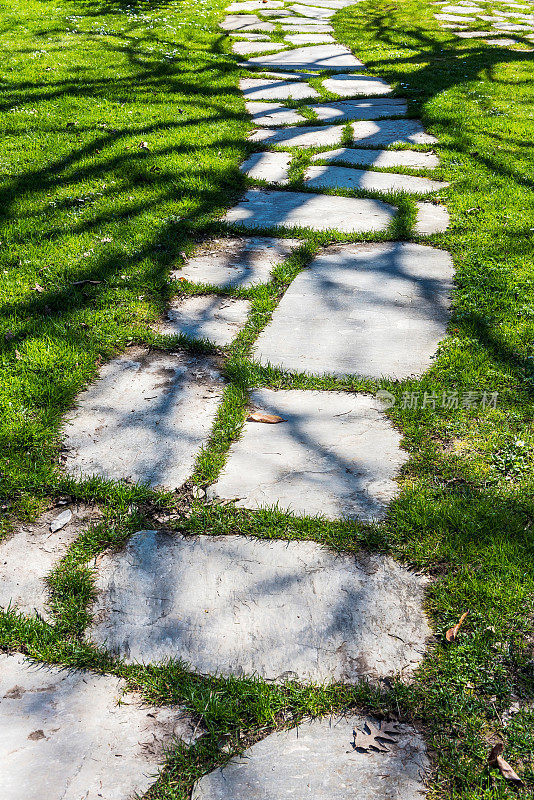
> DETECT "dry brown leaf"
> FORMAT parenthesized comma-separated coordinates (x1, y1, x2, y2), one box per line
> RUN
(351, 721, 400, 754)
(445, 611, 469, 642)
(488, 742, 524, 787)
(247, 411, 286, 424)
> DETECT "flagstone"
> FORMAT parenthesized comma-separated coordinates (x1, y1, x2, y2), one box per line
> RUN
(493, 21, 534, 29)
(0, 653, 198, 800)
(245, 101, 307, 125)
(280, 21, 334, 30)
(221, 15, 275, 30)
(304, 165, 448, 193)
(415, 201, 450, 234)
(435, 12, 477, 20)
(158, 296, 251, 345)
(245, 44, 364, 70)
(240, 150, 292, 183)
(232, 40, 286, 54)
(311, 146, 440, 169)
(226, 0, 284, 8)
(278, 15, 336, 24)
(224, 188, 395, 233)
(230, 32, 272, 39)
(253, 242, 454, 379)
(296, 0, 357, 6)
(285, 32, 336, 42)
(440, 4, 482, 11)
(193, 715, 430, 800)
(240, 77, 319, 100)
(456, 29, 496, 36)
(89, 527, 431, 678)
(174, 236, 302, 288)
(322, 73, 392, 95)
(485, 37, 519, 44)
(311, 98, 407, 121)
(249, 123, 345, 146)
(62, 348, 223, 489)
(350, 119, 437, 146)
(290, 2, 337, 16)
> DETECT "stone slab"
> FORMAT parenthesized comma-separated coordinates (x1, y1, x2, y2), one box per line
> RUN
(226, 0, 284, 8)
(456, 29, 496, 36)
(193, 715, 430, 800)
(415, 201, 450, 234)
(350, 119, 437, 146)
(286, 32, 336, 42)
(221, 16, 275, 31)
(0, 653, 198, 800)
(290, 3, 337, 17)
(0, 505, 100, 619)
(322, 73, 392, 95)
(312, 146, 440, 169)
(224, 189, 395, 233)
(89, 528, 430, 679)
(279, 15, 335, 24)
(304, 165, 448, 193)
(441, 4, 482, 11)
(249, 123, 344, 147)
(245, 100, 306, 125)
(175, 236, 302, 288)
(311, 98, 407, 121)
(241, 150, 292, 183)
(232, 40, 286, 54)
(253, 243, 454, 379)
(435, 12, 477, 20)
(245, 44, 364, 70)
(230, 32, 271, 39)
(485, 37, 519, 44)
(158, 296, 251, 345)
(62, 348, 223, 489)
(296, 0, 357, 6)
(493, 21, 534, 29)
(240, 77, 319, 100)
(280, 22, 334, 30)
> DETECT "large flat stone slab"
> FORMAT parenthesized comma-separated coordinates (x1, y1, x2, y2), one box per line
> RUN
(221, 14, 275, 30)
(175, 236, 302, 288)
(224, 189, 396, 233)
(311, 98, 407, 121)
(245, 44, 364, 71)
(62, 348, 223, 489)
(290, 3, 337, 17)
(249, 123, 344, 147)
(193, 715, 430, 800)
(304, 165, 448, 194)
(350, 119, 437, 146)
(240, 77, 319, 100)
(210, 389, 408, 520)
(312, 147, 440, 168)
(226, 0, 284, 8)
(240, 150, 292, 183)
(232, 40, 286, 55)
(245, 101, 306, 125)
(280, 22, 334, 31)
(322, 73, 393, 95)
(89, 528, 430, 680)
(415, 201, 450, 234)
(286, 32, 336, 43)
(158, 296, 251, 345)
(0, 653, 198, 800)
(253, 243, 454, 378)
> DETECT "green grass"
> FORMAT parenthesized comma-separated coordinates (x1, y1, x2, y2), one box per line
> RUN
(1, 0, 534, 797)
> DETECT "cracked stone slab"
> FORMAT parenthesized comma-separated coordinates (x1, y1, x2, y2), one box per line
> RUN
(285, 32, 336, 42)
(415, 201, 450, 234)
(312, 147, 440, 169)
(0, 504, 101, 619)
(193, 715, 430, 800)
(310, 98, 408, 122)
(0, 653, 198, 800)
(253, 243, 454, 379)
(174, 236, 302, 287)
(322, 73, 393, 95)
(62, 348, 223, 489)
(224, 189, 395, 233)
(240, 77, 319, 100)
(304, 165, 448, 194)
(232, 40, 286, 55)
(157, 296, 251, 345)
(250, 123, 344, 147)
(241, 150, 292, 183)
(89, 528, 430, 679)
(245, 100, 307, 125)
(245, 44, 364, 71)
(350, 119, 437, 146)
(220, 15, 275, 30)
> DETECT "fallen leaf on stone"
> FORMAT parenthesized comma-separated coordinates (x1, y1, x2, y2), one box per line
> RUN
(445, 611, 469, 642)
(352, 720, 400, 753)
(247, 412, 286, 424)
(50, 509, 72, 533)
(488, 742, 524, 786)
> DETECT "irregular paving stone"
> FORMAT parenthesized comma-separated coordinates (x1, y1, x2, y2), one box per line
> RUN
(304, 165, 448, 193)
(493, 21, 534, 29)
(240, 77, 319, 100)
(440, 3, 482, 10)
(285, 32, 336, 42)
(245, 44, 364, 70)
(0, 505, 100, 619)
(229, 32, 272, 39)
(232, 40, 286, 54)
(89, 528, 431, 678)
(277, 14, 336, 24)
(456, 29, 497, 36)
(62, 348, 223, 489)
(0, 653, 198, 800)
(245, 101, 306, 125)
(322, 73, 392, 95)
(220, 14, 273, 29)
(435, 12, 477, 20)
(280, 22, 334, 30)
(485, 36, 519, 44)
(174, 236, 302, 288)
(415, 201, 450, 234)
(312, 146, 440, 169)
(193, 715, 430, 800)
(253, 243, 454, 379)
(158, 296, 251, 345)
(249, 123, 344, 147)
(297, 0, 357, 6)
(311, 98, 407, 121)
(290, 2, 337, 17)
(224, 188, 396, 233)
(350, 119, 437, 146)
(240, 150, 292, 183)
(226, 0, 284, 8)
(210, 389, 409, 520)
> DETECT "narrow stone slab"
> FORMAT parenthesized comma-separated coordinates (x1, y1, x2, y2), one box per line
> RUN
(0, 653, 198, 800)
(221, 16, 275, 31)
(286, 32, 335, 42)
(493, 21, 534, 29)
(158, 296, 251, 345)
(304, 165, 448, 194)
(485, 37, 519, 44)
(0, 505, 100, 619)
(240, 77, 319, 100)
(232, 40, 286, 54)
(415, 201, 450, 234)
(350, 119, 437, 146)
(440, 3, 482, 11)
(278, 14, 336, 24)
(224, 189, 395, 233)
(245, 101, 306, 125)
(322, 73, 392, 95)
(193, 716, 430, 800)
(311, 98, 407, 121)
(226, 0, 284, 8)
(435, 12, 477, 20)
(312, 147, 440, 168)
(245, 44, 364, 71)
(229, 32, 271, 39)
(89, 528, 430, 678)
(62, 348, 223, 489)
(253, 243, 454, 378)
(175, 237, 302, 288)
(249, 123, 344, 147)
(290, 3, 337, 17)
(240, 150, 292, 183)
(296, 0, 357, 7)
(456, 29, 496, 36)
(280, 22, 334, 30)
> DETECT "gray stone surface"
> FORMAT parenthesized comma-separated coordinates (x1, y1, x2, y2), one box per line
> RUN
(435, 12, 476, 20)
(175, 236, 302, 288)
(441, 3, 482, 10)
(226, 0, 284, 8)
(193, 715, 430, 800)
(304, 165, 448, 193)
(350, 119, 437, 146)
(285, 32, 335, 42)
(229, 32, 271, 39)
(240, 77, 319, 100)
(221, 15, 275, 31)
(322, 73, 392, 95)
(280, 22, 334, 31)
(249, 123, 344, 147)
(0, 653, 198, 800)
(210, 389, 409, 520)
(312, 146, 440, 169)
(415, 201, 450, 234)
(240, 150, 292, 183)
(0, 505, 100, 619)
(278, 14, 336, 24)
(62, 348, 223, 489)
(485, 37, 519, 44)
(224, 189, 395, 233)
(158, 296, 251, 345)
(311, 98, 407, 122)
(455, 29, 496, 36)
(245, 44, 364, 70)
(290, 3, 337, 17)
(253, 243, 454, 379)
(296, 0, 357, 7)
(232, 40, 286, 55)
(89, 528, 431, 679)
(246, 101, 306, 125)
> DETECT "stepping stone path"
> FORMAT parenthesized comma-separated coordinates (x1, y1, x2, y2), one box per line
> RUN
(434, 0, 533, 45)
(157, 295, 251, 345)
